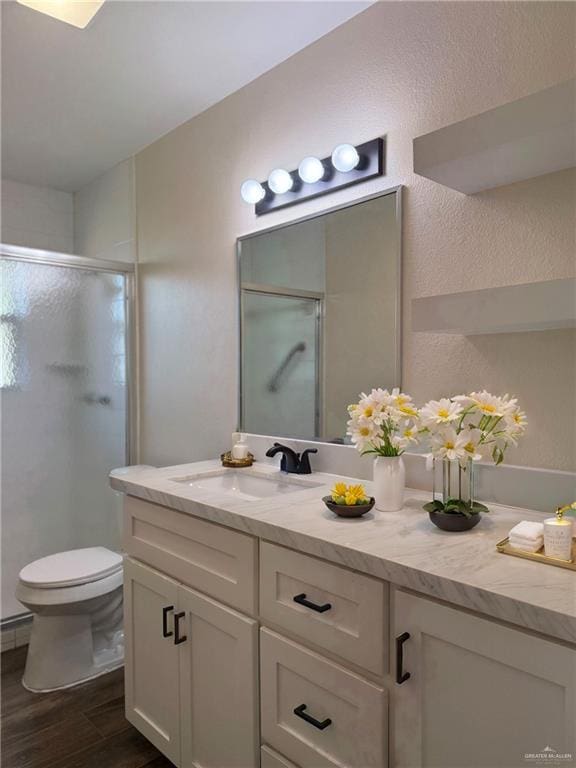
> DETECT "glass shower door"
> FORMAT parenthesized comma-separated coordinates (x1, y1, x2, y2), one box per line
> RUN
(241, 290, 320, 439)
(1, 256, 130, 620)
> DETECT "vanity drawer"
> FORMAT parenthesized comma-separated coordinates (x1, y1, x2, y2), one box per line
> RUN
(261, 746, 299, 768)
(123, 495, 257, 615)
(260, 542, 387, 675)
(260, 629, 387, 768)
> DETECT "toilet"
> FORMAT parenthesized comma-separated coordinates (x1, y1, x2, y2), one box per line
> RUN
(16, 547, 124, 692)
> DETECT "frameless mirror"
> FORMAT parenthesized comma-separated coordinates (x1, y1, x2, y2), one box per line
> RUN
(238, 187, 402, 443)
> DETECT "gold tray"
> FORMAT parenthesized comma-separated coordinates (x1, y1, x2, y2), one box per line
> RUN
(496, 537, 576, 571)
(220, 451, 255, 468)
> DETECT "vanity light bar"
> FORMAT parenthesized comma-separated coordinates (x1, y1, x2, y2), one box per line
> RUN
(241, 138, 385, 216)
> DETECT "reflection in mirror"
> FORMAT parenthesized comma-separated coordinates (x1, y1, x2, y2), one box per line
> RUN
(238, 188, 401, 443)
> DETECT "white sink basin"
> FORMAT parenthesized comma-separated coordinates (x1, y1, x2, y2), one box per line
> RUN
(171, 469, 322, 501)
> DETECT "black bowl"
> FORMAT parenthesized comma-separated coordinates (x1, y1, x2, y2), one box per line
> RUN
(428, 510, 481, 532)
(323, 496, 375, 518)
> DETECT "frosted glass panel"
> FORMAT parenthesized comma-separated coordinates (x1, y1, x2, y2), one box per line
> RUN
(1, 258, 128, 619)
(241, 292, 318, 439)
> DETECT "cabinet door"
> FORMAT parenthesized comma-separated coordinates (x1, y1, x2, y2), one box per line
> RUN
(124, 557, 181, 765)
(393, 590, 576, 768)
(178, 583, 259, 768)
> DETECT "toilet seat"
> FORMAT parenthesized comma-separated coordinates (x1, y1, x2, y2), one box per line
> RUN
(19, 547, 123, 589)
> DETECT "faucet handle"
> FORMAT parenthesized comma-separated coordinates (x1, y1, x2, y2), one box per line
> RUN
(297, 448, 318, 475)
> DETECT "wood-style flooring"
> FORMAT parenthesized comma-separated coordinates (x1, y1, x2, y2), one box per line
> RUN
(1, 646, 175, 768)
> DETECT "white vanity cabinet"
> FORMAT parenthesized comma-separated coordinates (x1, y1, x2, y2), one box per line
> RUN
(121, 493, 576, 768)
(392, 590, 576, 768)
(124, 556, 259, 768)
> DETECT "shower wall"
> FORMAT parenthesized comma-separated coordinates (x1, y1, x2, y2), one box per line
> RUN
(1, 257, 128, 619)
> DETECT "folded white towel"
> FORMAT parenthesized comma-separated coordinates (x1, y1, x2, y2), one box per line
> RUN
(509, 521, 544, 542)
(509, 537, 543, 554)
(508, 536, 544, 552)
(510, 534, 543, 548)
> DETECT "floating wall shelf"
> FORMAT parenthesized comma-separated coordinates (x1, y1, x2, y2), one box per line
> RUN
(412, 278, 576, 335)
(413, 79, 576, 194)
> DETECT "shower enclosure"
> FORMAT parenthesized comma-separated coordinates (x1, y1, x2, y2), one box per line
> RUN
(1, 245, 134, 621)
(240, 287, 322, 439)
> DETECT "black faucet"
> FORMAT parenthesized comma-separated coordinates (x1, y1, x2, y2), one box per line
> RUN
(265, 442, 318, 475)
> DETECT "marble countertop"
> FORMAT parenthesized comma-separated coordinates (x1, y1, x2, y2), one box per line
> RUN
(110, 460, 576, 644)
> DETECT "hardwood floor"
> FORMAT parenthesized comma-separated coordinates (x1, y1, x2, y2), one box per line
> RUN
(1, 646, 175, 768)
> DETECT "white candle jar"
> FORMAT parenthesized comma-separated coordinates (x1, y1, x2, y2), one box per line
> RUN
(543, 514, 574, 561)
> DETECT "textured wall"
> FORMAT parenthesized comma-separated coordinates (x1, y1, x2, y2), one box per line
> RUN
(136, 1, 576, 470)
(1, 178, 73, 253)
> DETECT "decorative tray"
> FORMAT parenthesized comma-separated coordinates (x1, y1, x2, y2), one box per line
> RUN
(220, 451, 255, 468)
(496, 537, 576, 572)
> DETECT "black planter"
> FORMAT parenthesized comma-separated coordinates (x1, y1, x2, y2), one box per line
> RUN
(428, 509, 481, 532)
(323, 496, 375, 518)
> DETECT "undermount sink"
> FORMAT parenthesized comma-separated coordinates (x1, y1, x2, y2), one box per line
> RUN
(171, 468, 322, 500)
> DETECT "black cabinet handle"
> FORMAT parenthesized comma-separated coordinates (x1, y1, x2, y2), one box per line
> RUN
(162, 605, 174, 638)
(174, 611, 187, 645)
(293, 703, 332, 731)
(396, 631, 411, 684)
(293, 593, 332, 613)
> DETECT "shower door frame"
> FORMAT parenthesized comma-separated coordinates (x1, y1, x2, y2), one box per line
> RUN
(0, 243, 137, 465)
(239, 283, 324, 438)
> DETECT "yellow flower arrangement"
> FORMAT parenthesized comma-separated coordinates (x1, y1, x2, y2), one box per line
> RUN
(330, 482, 370, 506)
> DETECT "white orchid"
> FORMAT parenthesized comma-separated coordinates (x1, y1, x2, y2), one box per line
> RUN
(347, 388, 420, 457)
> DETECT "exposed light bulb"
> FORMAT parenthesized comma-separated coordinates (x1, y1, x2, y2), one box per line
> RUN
(298, 156, 325, 184)
(268, 168, 293, 195)
(331, 143, 360, 173)
(240, 179, 265, 204)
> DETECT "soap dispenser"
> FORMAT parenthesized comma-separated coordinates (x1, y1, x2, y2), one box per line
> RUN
(232, 433, 249, 460)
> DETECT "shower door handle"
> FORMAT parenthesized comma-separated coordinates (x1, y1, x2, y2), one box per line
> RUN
(162, 605, 174, 638)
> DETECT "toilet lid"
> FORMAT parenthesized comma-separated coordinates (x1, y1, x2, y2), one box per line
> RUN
(19, 547, 123, 588)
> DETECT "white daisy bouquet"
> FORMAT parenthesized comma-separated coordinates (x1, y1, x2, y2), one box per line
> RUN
(347, 388, 420, 457)
(420, 391, 527, 521)
(420, 390, 527, 467)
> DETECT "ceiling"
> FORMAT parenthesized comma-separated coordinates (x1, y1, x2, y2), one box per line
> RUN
(1, 0, 372, 192)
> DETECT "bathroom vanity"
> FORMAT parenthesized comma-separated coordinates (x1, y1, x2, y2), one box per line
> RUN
(111, 462, 576, 768)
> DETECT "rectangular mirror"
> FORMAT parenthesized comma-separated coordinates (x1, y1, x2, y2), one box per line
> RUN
(238, 187, 402, 443)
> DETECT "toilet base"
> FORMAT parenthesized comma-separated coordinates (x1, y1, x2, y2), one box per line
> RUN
(22, 655, 124, 693)
(21, 586, 124, 692)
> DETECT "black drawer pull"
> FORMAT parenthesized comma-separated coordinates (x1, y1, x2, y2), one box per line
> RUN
(162, 605, 174, 638)
(396, 631, 411, 684)
(174, 611, 187, 645)
(293, 703, 332, 731)
(293, 593, 332, 613)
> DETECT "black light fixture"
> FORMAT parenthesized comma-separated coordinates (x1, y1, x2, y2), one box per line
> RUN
(240, 137, 385, 216)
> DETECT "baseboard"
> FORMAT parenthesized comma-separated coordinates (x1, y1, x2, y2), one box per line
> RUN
(1, 613, 32, 653)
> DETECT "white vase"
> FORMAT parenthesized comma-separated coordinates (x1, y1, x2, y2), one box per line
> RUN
(373, 456, 405, 511)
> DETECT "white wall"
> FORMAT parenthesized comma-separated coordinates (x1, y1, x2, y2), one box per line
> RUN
(135, 1, 576, 471)
(74, 158, 136, 263)
(1, 179, 73, 253)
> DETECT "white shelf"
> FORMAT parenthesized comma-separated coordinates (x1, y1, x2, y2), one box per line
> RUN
(413, 79, 576, 194)
(412, 278, 576, 335)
